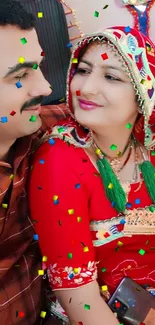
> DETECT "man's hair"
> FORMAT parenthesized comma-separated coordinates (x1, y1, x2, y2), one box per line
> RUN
(0, 0, 36, 30)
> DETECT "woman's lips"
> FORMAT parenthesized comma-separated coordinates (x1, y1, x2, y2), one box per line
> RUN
(78, 99, 102, 111)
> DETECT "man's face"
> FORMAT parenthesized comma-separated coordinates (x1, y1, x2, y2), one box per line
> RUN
(0, 25, 52, 140)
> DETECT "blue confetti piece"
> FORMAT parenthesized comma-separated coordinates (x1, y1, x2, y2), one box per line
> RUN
(39, 159, 45, 164)
(53, 199, 59, 205)
(75, 183, 81, 189)
(1, 116, 8, 123)
(68, 273, 74, 279)
(48, 138, 55, 145)
(124, 26, 131, 33)
(66, 43, 73, 48)
(16, 81, 22, 88)
(111, 202, 116, 207)
(126, 202, 132, 208)
(120, 219, 126, 225)
(33, 234, 39, 241)
(135, 198, 140, 204)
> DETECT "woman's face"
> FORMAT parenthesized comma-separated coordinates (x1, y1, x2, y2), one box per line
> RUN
(70, 42, 139, 132)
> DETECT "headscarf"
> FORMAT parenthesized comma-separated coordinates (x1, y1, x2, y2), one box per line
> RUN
(41, 26, 155, 151)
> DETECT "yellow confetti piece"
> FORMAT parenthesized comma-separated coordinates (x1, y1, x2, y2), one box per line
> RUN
(18, 56, 25, 64)
(42, 256, 48, 262)
(72, 58, 78, 64)
(38, 12, 43, 18)
(53, 195, 58, 201)
(68, 209, 74, 215)
(73, 268, 79, 274)
(101, 285, 108, 292)
(83, 246, 89, 252)
(77, 216, 82, 222)
(40, 311, 47, 318)
(95, 148, 101, 155)
(10, 174, 14, 180)
(108, 183, 113, 189)
(2, 203, 8, 208)
(38, 270, 44, 275)
(117, 241, 123, 247)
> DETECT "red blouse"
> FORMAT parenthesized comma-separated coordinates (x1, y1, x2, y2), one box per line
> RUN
(29, 138, 155, 295)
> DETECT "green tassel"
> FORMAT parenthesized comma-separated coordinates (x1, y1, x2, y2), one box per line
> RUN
(140, 160, 155, 204)
(96, 157, 127, 213)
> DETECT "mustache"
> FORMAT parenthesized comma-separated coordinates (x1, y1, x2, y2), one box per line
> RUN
(20, 96, 44, 113)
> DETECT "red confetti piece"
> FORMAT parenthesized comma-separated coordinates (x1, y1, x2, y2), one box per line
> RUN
(10, 110, 16, 116)
(115, 301, 121, 308)
(104, 232, 110, 238)
(76, 90, 81, 96)
(101, 53, 108, 60)
(41, 51, 45, 56)
(19, 311, 25, 318)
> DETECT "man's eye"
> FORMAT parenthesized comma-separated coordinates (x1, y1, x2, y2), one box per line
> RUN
(105, 74, 121, 81)
(15, 72, 28, 80)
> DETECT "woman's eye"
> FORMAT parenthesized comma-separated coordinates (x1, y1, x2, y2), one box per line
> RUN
(15, 72, 28, 80)
(76, 68, 90, 74)
(105, 74, 121, 81)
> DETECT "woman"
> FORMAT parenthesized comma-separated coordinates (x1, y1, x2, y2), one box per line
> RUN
(29, 26, 155, 325)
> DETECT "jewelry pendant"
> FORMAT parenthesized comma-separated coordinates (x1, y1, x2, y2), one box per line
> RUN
(110, 158, 121, 173)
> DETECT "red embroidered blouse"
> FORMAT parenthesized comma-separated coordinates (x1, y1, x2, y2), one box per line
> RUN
(29, 138, 155, 296)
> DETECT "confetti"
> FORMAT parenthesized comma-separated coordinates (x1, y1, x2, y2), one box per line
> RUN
(40, 311, 47, 318)
(149, 206, 155, 212)
(58, 126, 65, 133)
(41, 51, 45, 56)
(38, 12, 43, 18)
(72, 58, 78, 64)
(16, 81, 22, 88)
(32, 220, 38, 223)
(33, 63, 38, 70)
(18, 56, 25, 64)
(135, 198, 140, 204)
(20, 37, 27, 44)
(126, 202, 132, 208)
(126, 123, 132, 129)
(101, 285, 108, 291)
(68, 209, 74, 215)
(124, 26, 131, 33)
(76, 90, 81, 96)
(39, 159, 45, 164)
(103, 5, 109, 9)
(141, 79, 146, 85)
(29, 115, 37, 122)
(94, 11, 99, 17)
(74, 268, 79, 274)
(117, 241, 123, 247)
(1, 116, 8, 123)
(101, 267, 107, 272)
(33, 234, 39, 241)
(66, 43, 73, 48)
(101, 53, 109, 60)
(120, 218, 126, 224)
(139, 248, 146, 255)
(151, 151, 155, 156)
(10, 110, 16, 116)
(38, 270, 44, 275)
(77, 216, 82, 222)
(77, 323, 83, 325)
(2, 203, 8, 208)
(68, 253, 73, 259)
(53, 199, 59, 205)
(115, 301, 121, 308)
(108, 183, 113, 189)
(84, 304, 90, 310)
(10, 174, 14, 180)
(48, 138, 55, 145)
(53, 195, 58, 201)
(110, 144, 117, 150)
(75, 183, 81, 189)
(111, 202, 116, 207)
(42, 256, 48, 262)
(19, 311, 25, 318)
(83, 246, 89, 252)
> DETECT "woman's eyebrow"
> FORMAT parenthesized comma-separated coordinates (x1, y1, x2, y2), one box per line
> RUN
(80, 59, 123, 72)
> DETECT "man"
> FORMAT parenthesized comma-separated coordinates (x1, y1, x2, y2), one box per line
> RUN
(0, 0, 66, 324)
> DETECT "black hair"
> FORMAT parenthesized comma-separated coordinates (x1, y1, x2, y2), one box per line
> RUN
(0, 0, 36, 30)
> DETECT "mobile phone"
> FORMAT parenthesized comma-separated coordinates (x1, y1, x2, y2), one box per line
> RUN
(108, 277, 155, 325)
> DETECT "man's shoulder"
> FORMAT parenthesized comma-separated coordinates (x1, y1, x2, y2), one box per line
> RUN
(40, 103, 69, 131)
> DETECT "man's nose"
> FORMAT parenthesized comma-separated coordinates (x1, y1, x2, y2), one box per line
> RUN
(28, 72, 52, 98)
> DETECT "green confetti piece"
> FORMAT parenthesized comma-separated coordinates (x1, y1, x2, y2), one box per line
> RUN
(149, 206, 155, 212)
(110, 144, 117, 151)
(94, 11, 99, 17)
(20, 37, 27, 44)
(139, 248, 145, 255)
(33, 63, 38, 70)
(126, 123, 132, 129)
(101, 268, 107, 272)
(68, 253, 73, 259)
(84, 304, 90, 310)
(29, 115, 37, 122)
(151, 151, 155, 156)
(58, 126, 65, 133)
(103, 4, 109, 9)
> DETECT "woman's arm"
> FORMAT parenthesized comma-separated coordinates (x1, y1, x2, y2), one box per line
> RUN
(55, 281, 119, 325)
